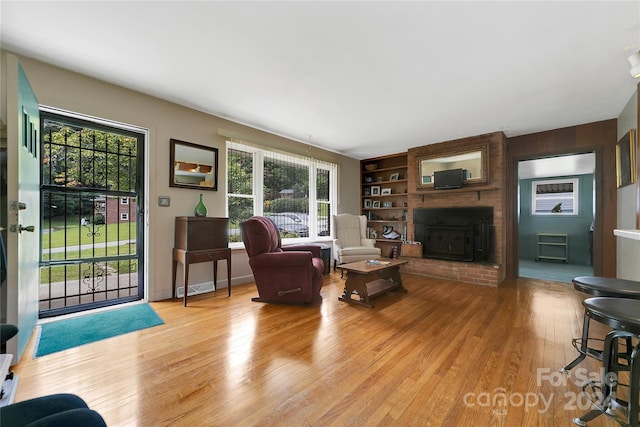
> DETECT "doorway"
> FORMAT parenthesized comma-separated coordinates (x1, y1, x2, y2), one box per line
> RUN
(517, 153, 595, 283)
(38, 110, 146, 318)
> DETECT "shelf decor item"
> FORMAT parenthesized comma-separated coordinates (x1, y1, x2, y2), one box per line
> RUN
(194, 193, 208, 217)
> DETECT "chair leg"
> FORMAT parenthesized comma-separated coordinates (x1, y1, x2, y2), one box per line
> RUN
(573, 330, 636, 426)
(562, 312, 592, 372)
(629, 342, 640, 426)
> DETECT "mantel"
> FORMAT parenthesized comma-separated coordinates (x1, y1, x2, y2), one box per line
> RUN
(410, 185, 500, 201)
(410, 185, 500, 195)
(614, 229, 640, 241)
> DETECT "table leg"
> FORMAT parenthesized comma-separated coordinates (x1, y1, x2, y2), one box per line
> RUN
(226, 254, 232, 297)
(172, 260, 177, 301)
(338, 272, 372, 308)
(183, 261, 189, 307)
(213, 260, 218, 291)
(380, 267, 407, 293)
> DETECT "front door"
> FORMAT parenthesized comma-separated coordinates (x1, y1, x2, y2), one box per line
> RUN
(38, 111, 146, 317)
(3, 53, 41, 361)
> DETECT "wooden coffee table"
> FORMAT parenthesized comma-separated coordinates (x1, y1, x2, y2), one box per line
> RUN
(338, 258, 408, 308)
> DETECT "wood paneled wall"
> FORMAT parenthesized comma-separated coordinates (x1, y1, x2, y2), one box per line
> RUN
(505, 119, 618, 279)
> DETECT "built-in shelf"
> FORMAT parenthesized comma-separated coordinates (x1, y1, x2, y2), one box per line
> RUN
(361, 152, 408, 251)
(614, 229, 640, 241)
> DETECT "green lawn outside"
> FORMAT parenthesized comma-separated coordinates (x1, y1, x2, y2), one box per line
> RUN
(42, 243, 136, 261)
(40, 243, 137, 283)
(43, 221, 137, 249)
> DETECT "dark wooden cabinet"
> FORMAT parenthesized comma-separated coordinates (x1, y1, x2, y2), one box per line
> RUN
(172, 216, 231, 306)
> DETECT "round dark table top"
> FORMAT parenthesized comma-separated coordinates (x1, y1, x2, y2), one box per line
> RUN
(582, 297, 640, 334)
(572, 276, 640, 298)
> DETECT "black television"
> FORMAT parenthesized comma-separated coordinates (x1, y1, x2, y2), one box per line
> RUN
(433, 168, 464, 190)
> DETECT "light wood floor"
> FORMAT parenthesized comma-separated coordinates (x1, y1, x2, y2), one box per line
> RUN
(12, 271, 619, 426)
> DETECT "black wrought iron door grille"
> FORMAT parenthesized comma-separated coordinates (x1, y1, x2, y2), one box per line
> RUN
(39, 112, 144, 317)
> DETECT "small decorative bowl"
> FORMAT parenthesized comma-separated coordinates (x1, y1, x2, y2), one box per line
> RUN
(364, 163, 378, 171)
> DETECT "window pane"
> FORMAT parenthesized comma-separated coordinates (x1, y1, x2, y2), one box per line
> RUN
(228, 148, 253, 195)
(263, 156, 309, 215)
(317, 168, 330, 236)
(228, 196, 253, 242)
(532, 178, 578, 215)
(317, 168, 329, 200)
(534, 193, 575, 213)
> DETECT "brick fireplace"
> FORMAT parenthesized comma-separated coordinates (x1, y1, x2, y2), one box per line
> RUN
(403, 131, 506, 287)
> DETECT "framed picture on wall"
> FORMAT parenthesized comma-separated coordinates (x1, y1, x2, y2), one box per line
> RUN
(371, 186, 381, 196)
(616, 129, 636, 188)
(381, 188, 392, 195)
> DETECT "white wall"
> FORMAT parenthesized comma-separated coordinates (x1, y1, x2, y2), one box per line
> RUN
(616, 88, 640, 281)
(5, 50, 362, 301)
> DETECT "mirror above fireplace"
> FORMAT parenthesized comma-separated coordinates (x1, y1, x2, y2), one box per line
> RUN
(416, 143, 488, 190)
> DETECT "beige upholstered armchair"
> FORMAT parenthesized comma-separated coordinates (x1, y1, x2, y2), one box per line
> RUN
(332, 214, 381, 270)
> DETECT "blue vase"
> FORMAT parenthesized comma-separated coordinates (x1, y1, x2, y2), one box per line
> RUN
(194, 194, 207, 217)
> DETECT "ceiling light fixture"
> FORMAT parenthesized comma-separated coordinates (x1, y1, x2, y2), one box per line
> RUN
(628, 51, 640, 78)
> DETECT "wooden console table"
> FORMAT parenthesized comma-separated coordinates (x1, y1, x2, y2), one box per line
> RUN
(172, 216, 231, 306)
(338, 258, 408, 308)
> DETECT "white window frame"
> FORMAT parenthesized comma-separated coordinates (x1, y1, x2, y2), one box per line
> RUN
(120, 197, 129, 205)
(531, 178, 579, 216)
(120, 213, 129, 221)
(226, 141, 337, 248)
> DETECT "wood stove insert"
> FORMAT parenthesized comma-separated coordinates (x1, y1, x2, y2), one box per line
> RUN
(414, 207, 494, 263)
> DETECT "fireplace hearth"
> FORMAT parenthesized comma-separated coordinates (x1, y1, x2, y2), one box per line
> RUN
(413, 207, 494, 263)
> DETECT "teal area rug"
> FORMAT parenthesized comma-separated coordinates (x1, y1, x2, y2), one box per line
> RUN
(35, 303, 164, 357)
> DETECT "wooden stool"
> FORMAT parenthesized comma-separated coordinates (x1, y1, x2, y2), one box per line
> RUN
(573, 297, 640, 427)
(562, 276, 640, 373)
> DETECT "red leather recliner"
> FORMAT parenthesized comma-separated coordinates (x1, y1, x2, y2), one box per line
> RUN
(241, 216, 324, 304)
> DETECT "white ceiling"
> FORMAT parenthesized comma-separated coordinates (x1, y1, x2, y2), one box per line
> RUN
(1, 1, 639, 160)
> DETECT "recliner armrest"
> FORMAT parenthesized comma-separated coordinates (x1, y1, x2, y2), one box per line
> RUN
(249, 251, 313, 268)
(282, 244, 321, 258)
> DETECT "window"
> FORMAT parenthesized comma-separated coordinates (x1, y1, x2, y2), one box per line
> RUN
(227, 141, 337, 245)
(120, 213, 129, 221)
(120, 197, 129, 205)
(532, 178, 579, 215)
